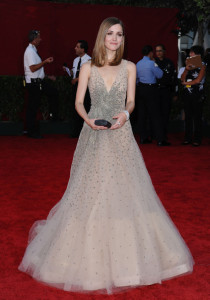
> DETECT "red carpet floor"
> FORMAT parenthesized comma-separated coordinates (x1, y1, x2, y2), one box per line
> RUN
(0, 133, 209, 300)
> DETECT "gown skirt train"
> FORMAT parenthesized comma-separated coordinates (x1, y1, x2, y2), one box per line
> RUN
(19, 60, 194, 294)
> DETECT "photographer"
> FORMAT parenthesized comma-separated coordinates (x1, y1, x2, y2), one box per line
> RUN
(181, 45, 206, 146)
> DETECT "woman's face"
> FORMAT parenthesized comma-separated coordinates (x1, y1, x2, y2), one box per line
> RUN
(104, 24, 123, 51)
(189, 51, 195, 57)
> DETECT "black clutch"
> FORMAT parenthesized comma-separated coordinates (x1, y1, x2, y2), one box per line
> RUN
(94, 119, 112, 128)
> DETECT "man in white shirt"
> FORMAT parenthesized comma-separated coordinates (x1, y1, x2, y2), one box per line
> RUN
(71, 40, 91, 85)
(24, 30, 59, 138)
(70, 40, 91, 137)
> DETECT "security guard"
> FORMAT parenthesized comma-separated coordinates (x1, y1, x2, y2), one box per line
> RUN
(24, 30, 59, 138)
(136, 45, 170, 146)
(155, 44, 176, 143)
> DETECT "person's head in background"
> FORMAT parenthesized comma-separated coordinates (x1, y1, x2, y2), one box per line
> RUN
(155, 44, 166, 60)
(28, 30, 41, 47)
(75, 40, 88, 57)
(189, 45, 204, 59)
(142, 45, 153, 60)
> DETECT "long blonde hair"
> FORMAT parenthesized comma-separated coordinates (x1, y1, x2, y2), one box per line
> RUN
(91, 17, 125, 67)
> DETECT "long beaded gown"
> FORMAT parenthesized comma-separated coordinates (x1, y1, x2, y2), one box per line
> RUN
(19, 60, 194, 294)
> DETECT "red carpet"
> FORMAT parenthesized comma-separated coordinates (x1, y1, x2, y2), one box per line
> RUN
(0, 133, 209, 300)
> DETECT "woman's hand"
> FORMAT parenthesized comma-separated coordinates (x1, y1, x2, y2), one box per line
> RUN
(110, 112, 127, 130)
(71, 78, 78, 85)
(86, 119, 108, 130)
(181, 81, 188, 85)
(185, 64, 193, 71)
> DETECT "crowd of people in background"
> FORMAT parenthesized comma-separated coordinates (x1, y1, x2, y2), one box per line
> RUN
(23, 29, 209, 146)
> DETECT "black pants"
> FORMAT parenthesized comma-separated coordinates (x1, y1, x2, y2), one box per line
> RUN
(183, 90, 204, 143)
(157, 87, 172, 140)
(26, 80, 59, 135)
(136, 84, 164, 142)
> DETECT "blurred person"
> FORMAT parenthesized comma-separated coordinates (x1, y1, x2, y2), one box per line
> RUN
(181, 45, 206, 146)
(24, 30, 59, 138)
(204, 48, 210, 73)
(136, 45, 170, 146)
(155, 44, 177, 142)
(71, 40, 91, 85)
(70, 40, 91, 137)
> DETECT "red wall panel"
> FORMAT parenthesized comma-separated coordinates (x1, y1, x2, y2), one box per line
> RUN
(0, 0, 178, 75)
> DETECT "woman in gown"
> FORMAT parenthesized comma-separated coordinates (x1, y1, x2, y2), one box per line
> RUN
(19, 17, 194, 294)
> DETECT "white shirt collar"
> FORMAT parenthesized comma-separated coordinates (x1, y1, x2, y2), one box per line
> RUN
(29, 43, 37, 52)
(80, 53, 88, 61)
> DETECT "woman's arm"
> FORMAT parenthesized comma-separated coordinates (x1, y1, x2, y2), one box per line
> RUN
(125, 61, 136, 114)
(75, 63, 90, 123)
(181, 65, 206, 86)
(111, 61, 136, 129)
(181, 68, 188, 82)
(75, 63, 107, 130)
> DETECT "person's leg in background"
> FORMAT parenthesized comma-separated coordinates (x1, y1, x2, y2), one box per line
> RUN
(158, 87, 172, 141)
(183, 92, 193, 144)
(192, 94, 204, 146)
(145, 86, 166, 145)
(136, 85, 151, 143)
(26, 83, 42, 138)
(42, 79, 59, 121)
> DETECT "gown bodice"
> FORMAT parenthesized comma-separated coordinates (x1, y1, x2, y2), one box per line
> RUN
(88, 60, 128, 123)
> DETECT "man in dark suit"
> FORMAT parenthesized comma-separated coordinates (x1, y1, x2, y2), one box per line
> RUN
(155, 44, 177, 143)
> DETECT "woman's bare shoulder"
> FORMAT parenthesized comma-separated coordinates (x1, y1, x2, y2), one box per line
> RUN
(80, 61, 91, 75)
(126, 60, 136, 72)
(81, 61, 91, 69)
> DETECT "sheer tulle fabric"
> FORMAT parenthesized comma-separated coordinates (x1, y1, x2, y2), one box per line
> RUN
(19, 60, 194, 294)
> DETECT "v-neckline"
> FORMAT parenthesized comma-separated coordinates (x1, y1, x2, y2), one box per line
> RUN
(95, 62, 123, 94)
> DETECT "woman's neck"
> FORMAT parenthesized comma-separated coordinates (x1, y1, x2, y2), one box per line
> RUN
(106, 49, 116, 64)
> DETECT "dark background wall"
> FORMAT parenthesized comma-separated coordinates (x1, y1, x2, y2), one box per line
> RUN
(0, 0, 178, 76)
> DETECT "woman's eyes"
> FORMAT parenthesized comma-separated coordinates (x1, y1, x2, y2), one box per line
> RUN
(107, 32, 123, 37)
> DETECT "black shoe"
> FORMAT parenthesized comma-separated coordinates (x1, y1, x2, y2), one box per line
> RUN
(28, 133, 43, 139)
(181, 141, 191, 145)
(140, 138, 152, 144)
(192, 142, 201, 147)
(157, 141, 171, 146)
